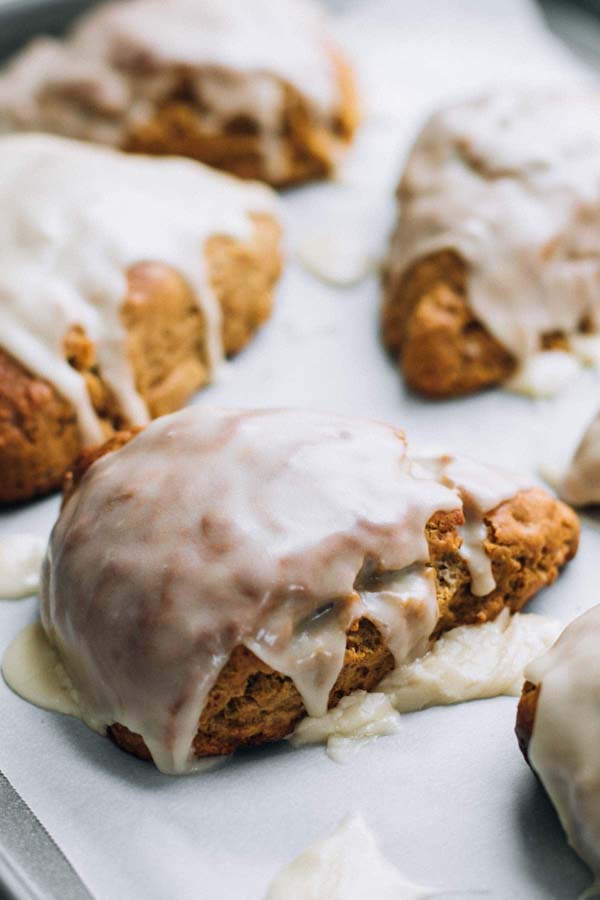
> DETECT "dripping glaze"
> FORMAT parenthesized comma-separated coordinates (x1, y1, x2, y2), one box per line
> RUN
(0, 134, 276, 444)
(387, 92, 600, 384)
(0, 0, 341, 183)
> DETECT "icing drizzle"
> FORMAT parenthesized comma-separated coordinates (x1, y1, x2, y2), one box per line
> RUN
(387, 92, 600, 374)
(0, 0, 340, 183)
(0, 133, 276, 444)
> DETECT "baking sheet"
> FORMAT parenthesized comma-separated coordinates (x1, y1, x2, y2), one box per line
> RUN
(0, 1, 599, 897)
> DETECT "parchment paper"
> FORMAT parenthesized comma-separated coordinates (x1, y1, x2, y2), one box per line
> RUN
(0, 2, 598, 897)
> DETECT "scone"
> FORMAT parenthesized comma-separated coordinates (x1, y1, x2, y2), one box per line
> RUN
(0, 0, 358, 188)
(382, 93, 600, 398)
(0, 133, 281, 505)
(516, 605, 600, 883)
(34, 407, 578, 772)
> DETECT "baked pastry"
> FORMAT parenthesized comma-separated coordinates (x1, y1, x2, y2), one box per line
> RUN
(558, 410, 600, 506)
(0, 0, 358, 188)
(516, 605, 600, 883)
(382, 92, 600, 398)
(36, 407, 577, 772)
(0, 133, 281, 505)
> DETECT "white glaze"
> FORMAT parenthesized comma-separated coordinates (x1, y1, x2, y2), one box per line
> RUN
(505, 351, 581, 398)
(0, 534, 46, 599)
(569, 335, 600, 368)
(297, 231, 376, 287)
(265, 814, 436, 900)
(290, 690, 401, 762)
(412, 454, 529, 597)
(560, 411, 600, 506)
(526, 605, 600, 885)
(456, 521, 494, 598)
(384, 609, 561, 712)
(0, 134, 276, 444)
(292, 610, 560, 756)
(33, 407, 524, 773)
(2, 621, 226, 773)
(2, 622, 82, 719)
(386, 92, 600, 384)
(0, 0, 340, 183)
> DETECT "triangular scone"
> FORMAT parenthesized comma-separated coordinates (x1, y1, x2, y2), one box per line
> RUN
(516, 606, 600, 886)
(383, 93, 600, 398)
(0, 0, 358, 188)
(0, 134, 281, 504)
(34, 407, 578, 771)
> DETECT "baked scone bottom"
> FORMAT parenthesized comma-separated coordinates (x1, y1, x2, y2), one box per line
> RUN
(517, 606, 600, 883)
(31, 407, 579, 772)
(382, 93, 600, 397)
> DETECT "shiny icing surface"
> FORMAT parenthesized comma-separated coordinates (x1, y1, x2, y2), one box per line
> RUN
(290, 690, 401, 762)
(0, 534, 46, 599)
(385, 608, 561, 711)
(265, 814, 435, 900)
(36, 407, 524, 774)
(0, 0, 339, 182)
(387, 92, 600, 376)
(1, 620, 226, 773)
(526, 605, 600, 885)
(0, 134, 275, 444)
(2, 622, 82, 719)
(560, 411, 600, 506)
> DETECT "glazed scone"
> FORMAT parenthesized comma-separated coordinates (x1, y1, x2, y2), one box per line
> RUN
(516, 606, 600, 885)
(383, 93, 600, 398)
(0, 134, 281, 504)
(18, 407, 577, 772)
(0, 0, 358, 188)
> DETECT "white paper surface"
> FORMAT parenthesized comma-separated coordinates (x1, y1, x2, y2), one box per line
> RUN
(0, 2, 599, 898)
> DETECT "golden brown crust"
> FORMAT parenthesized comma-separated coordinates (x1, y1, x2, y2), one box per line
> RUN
(382, 250, 517, 398)
(515, 680, 539, 764)
(110, 616, 395, 759)
(430, 487, 580, 634)
(124, 52, 359, 188)
(381, 250, 574, 398)
(205, 214, 281, 354)
(62, 428, 579, 761)
(0, 214, 281, 505)
(0, 349, 82, 506)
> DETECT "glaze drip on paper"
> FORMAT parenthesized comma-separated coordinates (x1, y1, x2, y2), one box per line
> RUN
(266, 814, 436, 900)
(3, 622, 82, 720)
(292, 610, 560, 757)
(0, 534, 46, 599)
